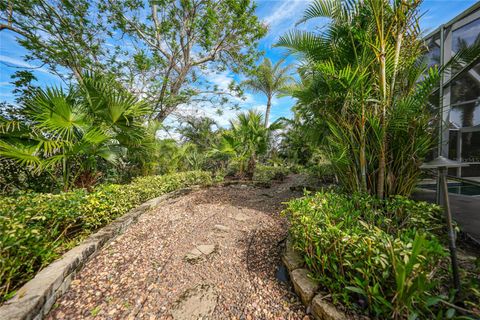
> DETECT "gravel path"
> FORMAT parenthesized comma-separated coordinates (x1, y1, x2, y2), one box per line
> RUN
(47, 176, 309, 320)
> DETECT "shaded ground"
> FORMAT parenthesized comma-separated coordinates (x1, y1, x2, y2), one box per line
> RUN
(47, 176, 309, 320)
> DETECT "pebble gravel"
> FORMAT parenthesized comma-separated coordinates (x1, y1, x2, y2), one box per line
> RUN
(47, 177, 310, 320)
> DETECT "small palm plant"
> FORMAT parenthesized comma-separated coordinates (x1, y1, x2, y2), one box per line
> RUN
(242, 58, 293, 127)
(212, 110, 283, 179)
(0, 74, 150, 191)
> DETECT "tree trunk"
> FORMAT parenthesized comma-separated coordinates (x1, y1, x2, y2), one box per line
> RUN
(377, 44, 387, 199)
(246, 153, 256, 180)
(360, 102, 367, 192)
(265, 96, 272, 127)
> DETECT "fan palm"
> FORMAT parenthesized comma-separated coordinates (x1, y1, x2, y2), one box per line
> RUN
(0, 74, 150, 190)
(212, 110, 283, 178)
(242, 58, 294, 127)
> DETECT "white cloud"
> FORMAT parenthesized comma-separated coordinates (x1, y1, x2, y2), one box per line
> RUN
(260, 0, 310, 42)
(200, 68, 256, 104)
(0, 55, 50, 73)
(263, 0, 306, 27)
(172, 103, 241, 127)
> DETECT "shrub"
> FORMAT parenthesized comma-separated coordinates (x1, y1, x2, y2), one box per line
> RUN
(0, 171, 212, 300)
(283, 191, 447, 319)
(253, 164, 290, 183)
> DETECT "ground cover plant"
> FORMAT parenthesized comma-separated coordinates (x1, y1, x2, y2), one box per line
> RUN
(284, 191, 453, 319)
(0, 171, 212, 301)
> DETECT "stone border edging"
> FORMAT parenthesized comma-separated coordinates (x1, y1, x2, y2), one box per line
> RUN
(282, 237, 349, 320)
(0, 186, 201, 320)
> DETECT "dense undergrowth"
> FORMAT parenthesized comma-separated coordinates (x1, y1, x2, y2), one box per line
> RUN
(284, 191, 479, 319)
(0, 171, 212, 301)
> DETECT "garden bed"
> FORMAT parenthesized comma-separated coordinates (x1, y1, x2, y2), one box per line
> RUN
(0, 186, 199, 320)
(0, 171, 213, 302)
(283, 191, 480, 319)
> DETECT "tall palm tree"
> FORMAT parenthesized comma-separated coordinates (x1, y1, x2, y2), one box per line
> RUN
(242, 58, 293, 127)
(275, 0, 438, 198)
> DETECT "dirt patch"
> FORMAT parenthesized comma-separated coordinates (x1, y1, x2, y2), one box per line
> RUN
(46, 176, 309, 319)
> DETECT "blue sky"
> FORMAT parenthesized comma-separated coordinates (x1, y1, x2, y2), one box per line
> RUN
(1, 0, 478, 127)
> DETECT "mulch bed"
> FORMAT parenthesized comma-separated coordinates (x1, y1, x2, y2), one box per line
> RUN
(47, 177, 311, 320)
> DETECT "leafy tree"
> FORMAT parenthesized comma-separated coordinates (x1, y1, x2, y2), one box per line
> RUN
(100, 0, 267, 121)
(213, 110, 282, 178)
(242, 58, 293, 127)
(0, 74, 150, 190)
(10, 71, 39, 103)
(1, 0, 266, 121)
(278, 115, 317, 165)
(0, 0, 108, 83)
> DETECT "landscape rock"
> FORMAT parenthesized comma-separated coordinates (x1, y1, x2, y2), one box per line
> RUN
(311, 294, 347, 320)
(184, 244, 217, 262)
(214, 224, 230, 232)
(171, 284, 217, 320)
(290, 269, 319, 305)
(282, 238, 304, 271)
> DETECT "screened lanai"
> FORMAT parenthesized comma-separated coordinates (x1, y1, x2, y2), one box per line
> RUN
(426, 2, 480, 179)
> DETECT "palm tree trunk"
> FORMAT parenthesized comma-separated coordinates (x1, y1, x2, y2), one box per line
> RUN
(377, 46, 387, 199)
(247, 152, 256, 179)
(265, 96, 272, 127)
(360, 102, 367, 192)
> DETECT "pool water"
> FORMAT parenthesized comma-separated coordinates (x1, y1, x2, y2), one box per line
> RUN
(419, 182, 480, 196)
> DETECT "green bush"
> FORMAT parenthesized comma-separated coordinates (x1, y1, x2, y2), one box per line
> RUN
(0, 171, 212, 300)
(253, 164, 290, 183)
(283, 191, 447, 319)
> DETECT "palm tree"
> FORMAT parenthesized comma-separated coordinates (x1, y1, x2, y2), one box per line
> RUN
(0, 74, 150, 190)
(178, 116, 218, 151)
(212, 110, 283, 178)
(276, 0, 480, 199)
(242, 58, 293, 127)
(275, 0, 438, 198)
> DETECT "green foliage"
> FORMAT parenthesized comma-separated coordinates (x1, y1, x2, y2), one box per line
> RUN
(253, 164, 289, 184)
(0, 158, 55, 194)
(211, 110, 283, 179)
(284, 191, 448, 319)
(0, 74, 151, 191)
(2, 0, 266, 121)
(277, 0, 480, 198)
(242, 58, 294, 126)
(178, 116, 219, 152)
(0, 171, 212, 301)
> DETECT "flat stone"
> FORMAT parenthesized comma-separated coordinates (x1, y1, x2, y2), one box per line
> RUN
(184, 244, 216, 262)
(184, 248, 203, 262)
(282, 238, 304, 271)
(290, 269, 320, 305)
(196, 244, 216, 255)
(171, 284, 217, 320)
(232, 212, 250, 222)
(311, 294, 347, 320)
(214, 224, 230, 232)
